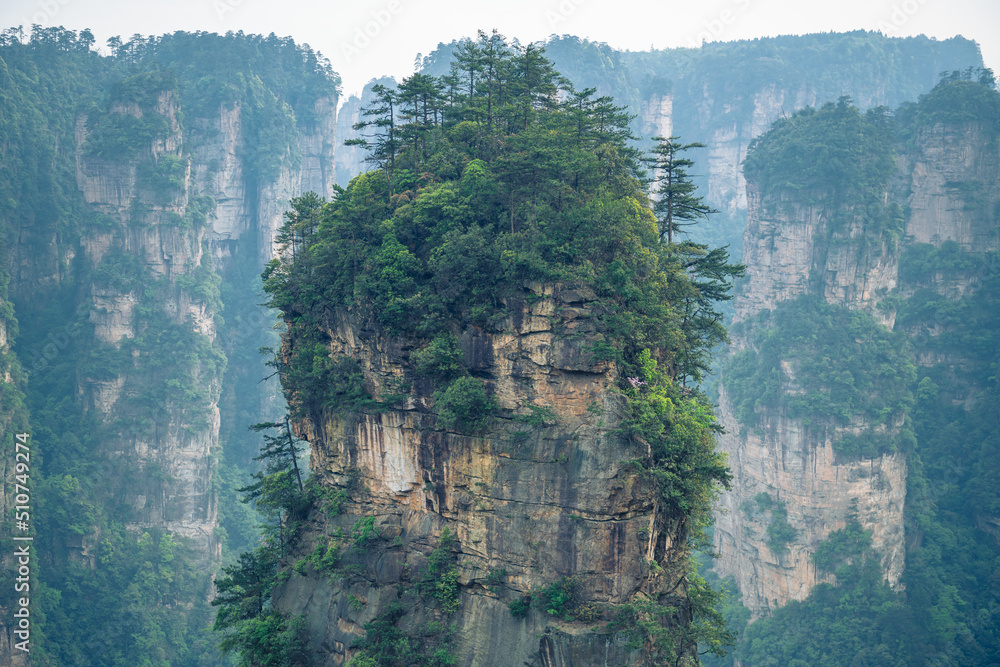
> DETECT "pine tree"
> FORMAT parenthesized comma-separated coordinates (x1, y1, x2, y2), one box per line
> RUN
(647, 136, 716, 244)
(345, 83, 400, 197)
(239, 417, 305, 516)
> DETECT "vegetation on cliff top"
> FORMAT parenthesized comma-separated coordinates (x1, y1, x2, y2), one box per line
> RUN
(263, 30, 741, 665)
(724, 295, 916, 457)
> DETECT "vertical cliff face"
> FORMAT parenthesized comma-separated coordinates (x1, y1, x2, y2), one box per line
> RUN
(658, 84, 826, 221)
(712, 387, 907, 616)
(0, 294, 29, 667)
(335, 77, 394, 186)
(735, 185, 900, 326)
(895, 116, 1000, 547)
(713, 85, 1000, 621)
(713, 185, 907, 616)
(898, 120, 1000, 252)
(273, 285, 695, 666)
(75, 88, 224, 558)
(72, 80, 339, 561)
(0, 31, 343, 665)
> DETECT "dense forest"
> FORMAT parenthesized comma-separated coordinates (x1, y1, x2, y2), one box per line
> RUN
(409, 31, 981, 254)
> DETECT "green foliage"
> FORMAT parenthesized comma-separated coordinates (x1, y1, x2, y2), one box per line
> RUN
(899, 240, 978, 283)
(351, 602, 457, 666)
(264, 33, 739, 394)
(175, 254, 223, 311)
(897, 68, 1000, 130)
(508, 596, 531, 618)
(619, 350, 732, 520)
(647, 136, 716, 243)
(138, 154, 187, 202)
(534, 577, 577, 618)
(258, 35, 742, 666)
(610, 567, 736, 665)
(37, 474, 95, 535)
(0, 26, 343, 667)
(179, 194, 216, 229)
(514, 404, 558, 427)
(697, 565, 750, 667)
(215, 418, 317, 665)
(724, 296, 916, 454)
(719, 82, 1000, 664)
(433, 569, 462, 615)
(84, 109, 171, 160)
(418, 528, 461, 614)
(92, 250, 144, 291)
(305, 478, 348, 518)
(278, 326, 377, 417)
(434, 376, 497, 433)
(218, 610, 312, 667)
(353, 516, 380, 545)
(745, 97, 896, 200)
(483, 567, 506, 593)
(733, 559, 907, 666)
(812, 518, 872, 573)
(239, 419, 306, 518)
(36, 526, 220, 667)
(754, 492, 797, 554)
(303, 540, 340, 577)
(743, 97, 904, 250)
(413, 333, 465, 382)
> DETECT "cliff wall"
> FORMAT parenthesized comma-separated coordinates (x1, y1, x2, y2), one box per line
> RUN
(274, 284, 691, 666)
(713, 182, 907, 616)
(714, 106, 1000, 618)
(72, 83, 338, 560)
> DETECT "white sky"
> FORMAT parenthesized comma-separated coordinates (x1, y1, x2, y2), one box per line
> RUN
(2, 0, 999, 99)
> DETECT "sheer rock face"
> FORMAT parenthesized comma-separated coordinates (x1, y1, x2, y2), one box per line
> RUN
(71, 88, 338, 561)
(0, 302, 28, 667)
(274, 285, 690, 666)
(712, 387, 907, 617)
(735, 185, 899, 326)
(75, 90, 222, 558)
(639, 93, 673, 145)
(715, 122, 1000, 617)
(899, 121, 1000, 252)
(638, 83, 859, 221)
(715, 180, 904, 617)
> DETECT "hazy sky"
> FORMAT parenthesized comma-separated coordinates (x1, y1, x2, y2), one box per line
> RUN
(2, 0, 999, 99)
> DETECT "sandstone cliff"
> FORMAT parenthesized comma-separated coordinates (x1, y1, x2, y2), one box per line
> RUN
(713, 102, 1000, 618)
(274, 284, 694, 666)
(713, 181, 907, 616)
(0, 296, 29, 667)
(71, 81, 338, 561)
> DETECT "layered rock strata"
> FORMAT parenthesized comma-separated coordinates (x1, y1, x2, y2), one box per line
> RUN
(714, 116, 1000, 617)
(275, 284, 691, 666)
